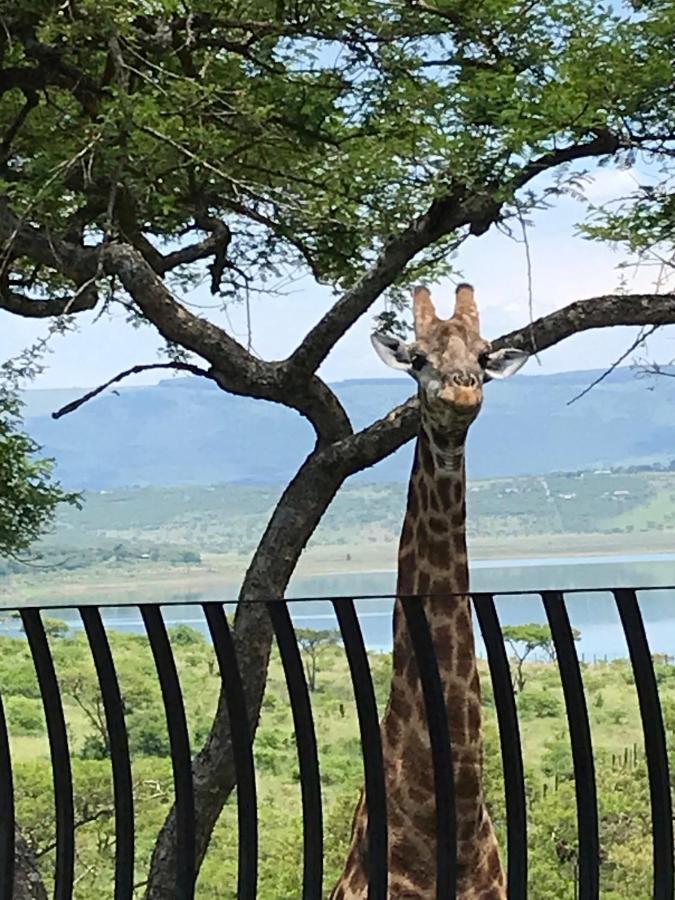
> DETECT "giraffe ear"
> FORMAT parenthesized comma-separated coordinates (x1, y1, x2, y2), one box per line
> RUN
(371, 332, 413, 371)
(482, 347, 529, 380)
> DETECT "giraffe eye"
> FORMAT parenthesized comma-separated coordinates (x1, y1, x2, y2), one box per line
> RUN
(411, 352, 427, 372)
(478, 350, 489, 369)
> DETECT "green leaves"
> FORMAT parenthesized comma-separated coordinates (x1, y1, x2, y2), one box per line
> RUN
(0, 391, 79, 558)
(3, 0, 674, 308)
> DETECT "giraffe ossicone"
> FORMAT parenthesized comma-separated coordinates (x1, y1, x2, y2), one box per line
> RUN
(331, 284, 528, 899)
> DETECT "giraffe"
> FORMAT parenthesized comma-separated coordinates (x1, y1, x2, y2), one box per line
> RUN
(331, 284, 528, 899)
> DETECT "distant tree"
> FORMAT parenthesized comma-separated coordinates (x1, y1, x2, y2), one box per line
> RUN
(179, 550, 202, 565)
(502, 624, 581, 693)
(168, 624, 205, 646)
(41, 618, 70, 639)
(296, 628, 341, 693)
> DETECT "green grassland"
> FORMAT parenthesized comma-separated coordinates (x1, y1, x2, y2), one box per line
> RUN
(1, 467, 674, 604)
(1, 620, 673, 898)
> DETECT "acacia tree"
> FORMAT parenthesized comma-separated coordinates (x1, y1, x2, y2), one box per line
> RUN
(502, 623, 580, 692)
(296, 628, 341, 692)
(2, 0, 675, 894)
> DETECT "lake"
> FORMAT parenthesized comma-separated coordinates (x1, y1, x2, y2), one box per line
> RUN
(4, 552, 675, 660)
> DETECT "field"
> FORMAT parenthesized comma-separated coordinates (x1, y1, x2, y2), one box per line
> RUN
(1, 618, 672, 898)
(1, 468, 674, 605)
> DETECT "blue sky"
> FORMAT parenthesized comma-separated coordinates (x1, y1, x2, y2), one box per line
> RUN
(2, 165, 673, 390)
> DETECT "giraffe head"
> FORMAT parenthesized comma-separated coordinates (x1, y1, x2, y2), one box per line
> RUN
(372, 283, 528, 442)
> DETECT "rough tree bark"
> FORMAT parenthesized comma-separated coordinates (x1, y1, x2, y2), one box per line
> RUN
(12, 831, 47, 900)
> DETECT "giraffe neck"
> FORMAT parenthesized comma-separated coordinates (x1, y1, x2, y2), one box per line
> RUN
(331, 425, 504, 900)
(380, 425, 501, 894)
(392, 425, 476, 740)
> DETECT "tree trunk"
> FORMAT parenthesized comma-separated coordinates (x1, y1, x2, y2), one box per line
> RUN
(144, 447, 352, 897)
(13, 830, 47, 900)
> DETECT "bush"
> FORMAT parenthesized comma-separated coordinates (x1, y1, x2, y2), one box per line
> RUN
(168, 624, 205, 647)
(127, 709, 170, 757)
(79, 734, 109, 760)
(0, 658, 40, 699)
(518, 690, 562, 719)
(6, 696, 44, 735)
(179, 550, 202, 564)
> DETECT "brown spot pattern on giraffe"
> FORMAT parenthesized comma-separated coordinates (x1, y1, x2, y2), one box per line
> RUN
(419, 438, 434, 471)
(428, 515, 446, 535)
(415, 569, 430, 596)
(436, 476, 454, 505)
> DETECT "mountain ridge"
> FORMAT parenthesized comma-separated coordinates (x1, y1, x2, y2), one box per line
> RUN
(19, 365, 675, 490)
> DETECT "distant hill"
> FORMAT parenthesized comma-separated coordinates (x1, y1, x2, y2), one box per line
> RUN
(20, 366, 675, 490)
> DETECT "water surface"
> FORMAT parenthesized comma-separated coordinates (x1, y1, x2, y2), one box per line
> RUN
(4, 552, 674, 660)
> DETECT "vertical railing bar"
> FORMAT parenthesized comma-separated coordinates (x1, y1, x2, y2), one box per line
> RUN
(332, 599, 388, 899)
(202, 603, 258, 900)
(0, 689, 14, 900)
(79, 607, 134, 900)
(541, 591, 598, 900)
(400, 596, 456, 900)
(614, 589, 674, 900)
(140, 605, 195, 900)
(266, 602, 323, 899)
(20, 609, 75, 900)
(473, 593, 527, 899)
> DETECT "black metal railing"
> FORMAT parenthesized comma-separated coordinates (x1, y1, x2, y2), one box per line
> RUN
(0, 586, 673, 899)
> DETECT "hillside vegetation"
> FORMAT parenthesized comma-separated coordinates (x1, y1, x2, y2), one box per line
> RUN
(1, 467, 674, 603)
(5, 467, 675, 562)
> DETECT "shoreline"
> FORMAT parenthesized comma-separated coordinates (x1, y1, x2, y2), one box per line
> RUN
(2, 530, 674, 605)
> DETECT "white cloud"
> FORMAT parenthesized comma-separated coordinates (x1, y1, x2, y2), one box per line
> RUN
(582, 167, 639, 202)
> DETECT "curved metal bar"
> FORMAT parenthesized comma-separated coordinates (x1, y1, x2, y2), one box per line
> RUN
(332, 599, 388, 899)
(541, 591, 598, 900)
(473, 593, 527, 899)
(202, 603, 258, 900)
(140, 605, 195, 900)
(80, 607, 134, 900)
(0, 689, 14, 900)
(399, 597, 456, 900)
(614, 589, 673, 900)
(20, 609, 74, 900)
(266, 602, 323, 899)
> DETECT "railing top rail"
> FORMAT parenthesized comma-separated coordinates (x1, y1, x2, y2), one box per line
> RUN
(0, 583, 674, 612)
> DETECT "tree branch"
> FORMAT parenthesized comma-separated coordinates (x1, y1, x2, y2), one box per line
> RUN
(286, 132, 625, 377)
(35, 808, 112, 859)
(101, 243, 352, 443)
(493, 292, 675, 355)
(509, 129, 621, 191)
(0, 201, 98, 289)
(51, 362, 212, 420)
(566, 324, 660, 405)
(0, 284, 97, 318)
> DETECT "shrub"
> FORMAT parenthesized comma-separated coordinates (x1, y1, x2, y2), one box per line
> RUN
(518, 690, 562, 719)
(6, 696, 44, 735)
